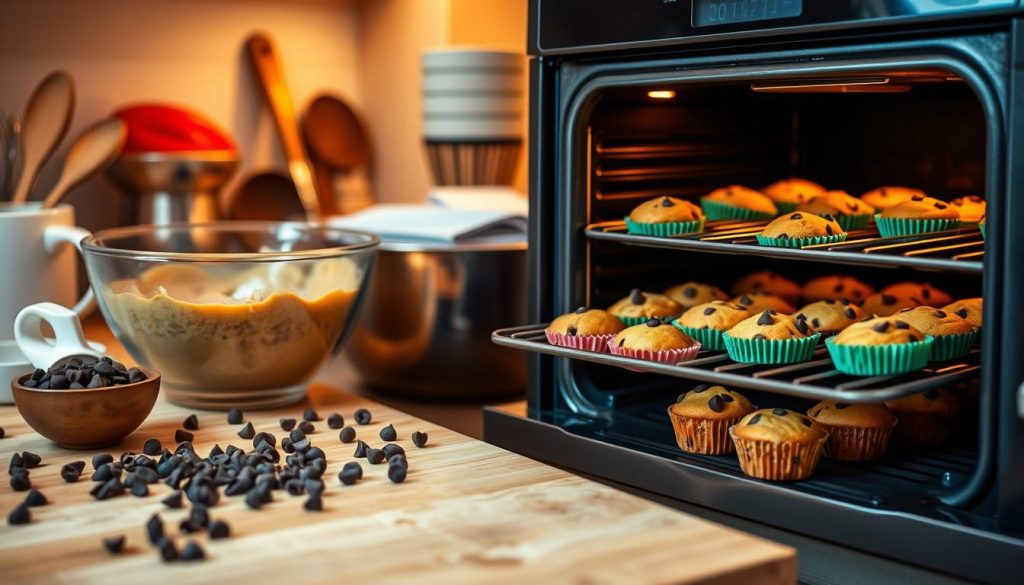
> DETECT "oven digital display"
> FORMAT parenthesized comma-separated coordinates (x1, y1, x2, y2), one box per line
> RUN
(692, 0, 802, 28)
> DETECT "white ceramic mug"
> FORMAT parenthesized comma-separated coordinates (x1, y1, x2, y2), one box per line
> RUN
(0, 202, 95, 339)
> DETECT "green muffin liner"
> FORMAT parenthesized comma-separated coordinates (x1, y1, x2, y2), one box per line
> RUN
(774, 202, 800, 214)
(722, 333, 821, 365)
(624, 217, 705, 237)
(874, 215, 962, 238)
(615, 315, 680, 327)
(929, 329, 979, 362)
(833, 213, 873, 231)
(700, 198, 777, 222)
(980, 223, 986, 239)
(673, 324, 726, 351)
(825, 336, 934, 376)
(755, 233, 848, 249)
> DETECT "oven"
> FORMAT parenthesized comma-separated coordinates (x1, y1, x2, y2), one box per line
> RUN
(485, 1, 1024, 583)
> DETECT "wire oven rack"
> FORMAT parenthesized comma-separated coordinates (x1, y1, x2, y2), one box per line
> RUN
(492, 324, 980, 402)
(585, 220, 985, 273)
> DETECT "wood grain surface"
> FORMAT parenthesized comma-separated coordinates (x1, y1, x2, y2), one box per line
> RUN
(0, 328, 795, 584)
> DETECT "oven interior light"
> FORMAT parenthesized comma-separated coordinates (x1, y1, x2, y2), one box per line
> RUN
(647, 90, 677, 99)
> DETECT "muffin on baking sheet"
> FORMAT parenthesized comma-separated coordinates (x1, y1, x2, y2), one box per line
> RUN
(723, 309, 820, 364)
(756, 212, 846, 249)
(943, 298, 983, 329)
(802, 275, 875, 304)
(876, 194, 961, 237)
(797, 190, 876, 231)
(826, 316, 933, 376)
(793, 299, 861, 336)
(667, 384, 756, 455)
(881, 282, 953, 308)
(885, 388, 960, 446)
(949, 195, 986, 224)
(730, 408, 828, 481)
(608, 289, 684, 326)
(807, 401, 897, 461)
(663, 281, 729, 310)
(860, 186, 925, 211)
(672, 300, 752, 351)
(545, 307, 626, 353)
(761, 178, 826, 214)
(860, 292, 919, 318)
(608, 318, 701, 364)
(700, 185, 778, 221)
(895, 306, 979, 361)
(732, 292, 797, 315)
(731, 270, 802, 305)
(625, 196, 706, 236)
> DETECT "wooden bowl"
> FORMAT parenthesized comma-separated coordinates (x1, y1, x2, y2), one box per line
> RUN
(11, 367, 160, 449)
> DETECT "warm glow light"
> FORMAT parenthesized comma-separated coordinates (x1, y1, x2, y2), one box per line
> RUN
(647, 90, 676, 99)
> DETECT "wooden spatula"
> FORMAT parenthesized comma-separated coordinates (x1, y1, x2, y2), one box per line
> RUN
(42, 118, 126, 209)
(12, 71, 75, 203)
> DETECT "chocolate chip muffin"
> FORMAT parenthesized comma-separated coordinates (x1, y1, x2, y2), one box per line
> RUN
(895, 306, 979, 361)
(881, 282, 953, 308)
(860, 292, 919, 318)
(826, 316, 934, 376)
(797, 190, 875, 230)
(700, 185, 778, 221)
(732, 292, 797, 315)
(724, 309, 820, 364)
(943, 298, 983, 328)
(608, 289, 684, 326)
(860, 186, 925, 210)
(757, 212, 846, 248)
(730, 408, 828, 481)
(663, 281, 728, 310)
(761, 178, 826, 213)
(608, 318, 700, 364)
(668, 384, 756, 454)
(546, 307, 627, 352)
(626, 196, 706, 236)
(672, 300, 752, 350)
(802, 275, 875, 304)
(885, 388, 960, 445)
(730, 271, 802, 304)
(793, 299, 861, 335)
(807, 401, 897, 461)
(949, 195, 986, 223)
(877, 194, 962, 237)
(831, 316, 925, 345)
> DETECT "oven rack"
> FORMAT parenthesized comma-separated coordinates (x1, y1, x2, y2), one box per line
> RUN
(585, 220, 984, 273)
(492, 324, 980, 402)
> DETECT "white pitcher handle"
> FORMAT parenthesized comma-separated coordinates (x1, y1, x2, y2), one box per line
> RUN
(43, 224, 96, 318)
(14, 302, 102, 369)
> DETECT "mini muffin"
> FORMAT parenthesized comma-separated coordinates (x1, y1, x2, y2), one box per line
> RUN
(730, 408, 828, 481)
(723, 309, 820, 364)
(881, 282, 953, 307)
(761, 178, 826, 213)
(756, 212, 846, 249)
(608, 318, 701, 364)
(802, 275, 875, 304)
(807, 401, 897, 461)
(797, 190, 875, 230)
(859, 292, 919, 318)
(895, 306, 979, 361)
(860, 186, 925, 211)
(700, 185, 778, 221)
(943, 298, 983, 329)
(731, 271, 802, 304)
(545, 307, 627, 353)
(672, 300, 752, 350)
(608, 289, 684, 326)
(625, 196, 705, 236)
(949, 195, 986, 223)
(732, 292, 797, 315)
(663, 281, 728, 310)
(876, 194, 961, 237)
(826, 316, 933, 376)
(668, 384, 756, 454)
(885, 388, 960, 445)
(793, 300, 861, 336)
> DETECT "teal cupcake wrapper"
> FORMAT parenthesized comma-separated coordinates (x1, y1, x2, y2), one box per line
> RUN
(673, 324, 726, 351)
(624, 217, 705, 237)
(616, 315, 681, 327)
(875, 215, 962, 238)
(722, 333, 821, 364)
(825, 336, 934, 376)
(929, 330, 979, 362)
(755, 233, 848, 249)
(833, 213, 873, 231)
(773, 202, 800, 214)
(980, 223, 986, 239)
(700, 198, 777, 222)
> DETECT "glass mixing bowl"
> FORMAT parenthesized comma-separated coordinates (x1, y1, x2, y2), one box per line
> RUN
(81, 222, 378, 409)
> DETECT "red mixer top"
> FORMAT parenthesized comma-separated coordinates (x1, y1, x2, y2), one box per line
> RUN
(113, 104, 236, 154)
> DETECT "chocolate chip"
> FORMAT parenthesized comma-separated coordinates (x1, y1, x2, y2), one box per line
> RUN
(802, 417, 812, 427)
(566, 325, 578, 336)
(575, 306, 588, 314)
(227, 408, 244, 425)
(882, 294, 897, 305)
(302, 408, 319, 422)
(739, 295, 752, 305)
(618, 338, 626, 347)
(683, 286, 697, 298)
(388, 454, 408, 468)
(748, 414, 762, 425)
(21, 452, 40, 469)
(825, 297, 837, 304)
(826, 225, 834, 235)
(160, 490, 182, 509)
(25, 489, 46, 506)
(103, 535, 125, 554)
(894, 320, 911, 330)
(935, 202, 948, 209)
(388, 465, 408, 484)
(355, 409, 372, 425)
(182, 414, 199, 431)
(645, 318, 662, 328)
(847, 202, 860, 212)
(772, 408, 788, 416)
(339, 462, 363, 485)
(327, 413, 344, 429)
(366, 448, 385, 464)
(353, 440, 368, 458)
(181, 541, 205, 562)
(661, 197, 676, 207)
(7, 503, 29, 525)
(412, 431, 428, 448)
(757, 310, 775, 326)
(873, 321, 890, 333)
(143, 438, 162, 456)
(703, 307, 716, 316)
(790, 213, 802, 219)
(795, 316, 810, 335)
(912, 194, 925, 201)
(934, 310, 947, 318)
(776, 233, 790, 239)
(298, 421, 315, 434)
(708, 395, 725, 413)
(630, 289, 645, 305)
(811, 318, 821, 328)
(752, 333, 767, 340)
(174, 430, 193, 444)
(93, 453, 113, 470)
(279, 418, 296, 432)
(10, 470, 30, 491)
(924, 389, 940, 400)
(304, 494, 323, 512)
(146, 514, 164, 545)
(970, 195, 982, 202)
(339, 427, 357, 443)
(209, 520, 231, 540)
(844, 308, 857, 319)
(131, 480, 149, 497)
(60, 461, 85, 483)
(237, 422, 255, 439)
(380, 424, 397, 441)
(956, 309, 969, 318)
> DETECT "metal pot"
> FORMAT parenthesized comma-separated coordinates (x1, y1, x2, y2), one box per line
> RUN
(344, 240, 527, 397)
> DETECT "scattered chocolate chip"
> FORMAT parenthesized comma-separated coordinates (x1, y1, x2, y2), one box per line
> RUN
(174, 430, 194, 444)
(143, 438, 162, 456)
(10, 470, 30, 491)
(844, 308, 857, 319)
(353, 440, 368, 458)
(103, 535, 125, 554)
(303, 408, 319, 422)
(380, 424, 397, 441)
(339, 427, 357, 443)
(25, 489, 47, 506)
(131, 480, 149, 497)
(327, 413, 344, 429)
(60, 461, 85, 482)
(630, 289, 645, 305)
(182, 414, 199, 431)
(209, 519, 231, 539)
(707, 395, 725, 413)
(279, 418, 296, 432)
(924, 389, 940, 401)
(366, 448, 385, 465)
(304, 494, 323, 511)
(894, 320, 911, 330)
(92, 453, 113, 470)
(382, 444, 405, 459)
(146, 514, 165, 545)
(748, 414, 761, 425)
(772, 408, 788, 416)
(298, 421, 315, 434)
(873, 321, 890, 333)
(237, 422, 255, 440)
(355, 409, 372, 425)
(21, 452, 40, 469)
(411, 431, 428, 448)
(0, 427, 4, 439)
(159, 490, 182, 509)
(339, 462, 363, 485)
(7, 503, 29, 525)
(388, 465, 408, 484)
(227, 408, 244, 425)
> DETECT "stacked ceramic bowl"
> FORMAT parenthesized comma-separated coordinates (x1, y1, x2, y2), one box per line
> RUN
(421, 49, 524, 186)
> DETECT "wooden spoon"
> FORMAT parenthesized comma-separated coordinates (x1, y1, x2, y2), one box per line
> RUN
(301, 94, 374, 214)
(42, 118, 126, 209)
(12, 71, 75, 203)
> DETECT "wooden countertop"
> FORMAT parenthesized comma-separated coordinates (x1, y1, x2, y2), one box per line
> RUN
(0, 322, 796, 584)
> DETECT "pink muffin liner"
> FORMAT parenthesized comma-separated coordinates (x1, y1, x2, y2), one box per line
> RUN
(545, 331, 617, 353)
(606, 340, 702, 365)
